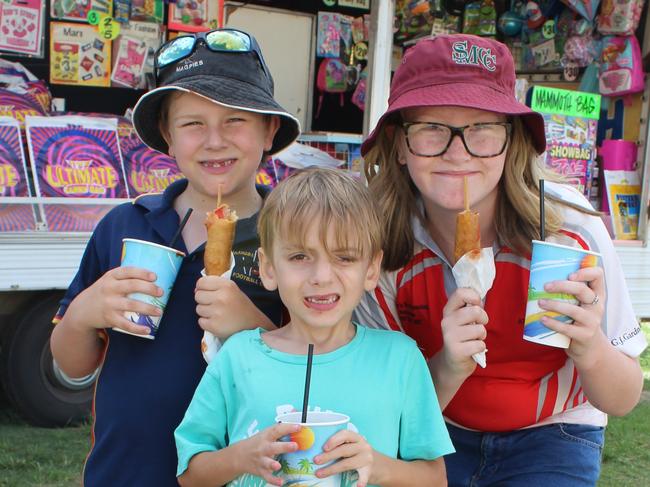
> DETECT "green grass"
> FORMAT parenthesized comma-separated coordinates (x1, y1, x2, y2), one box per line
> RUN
(600, 381, 650, 486)
(639, 321, 650, 376)
(599, 320, 650, 486)
(0, 406, 89, 487)
(0, 323, 648, 486)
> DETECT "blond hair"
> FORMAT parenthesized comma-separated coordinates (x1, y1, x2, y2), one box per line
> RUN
(364, 117, 598, 271)
(258, 167, 382, 260)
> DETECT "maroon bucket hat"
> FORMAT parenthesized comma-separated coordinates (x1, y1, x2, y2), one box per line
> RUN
(361, 34, 546, 156)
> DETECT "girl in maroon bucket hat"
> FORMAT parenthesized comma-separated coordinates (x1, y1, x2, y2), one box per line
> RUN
(355, 34, 646, 486)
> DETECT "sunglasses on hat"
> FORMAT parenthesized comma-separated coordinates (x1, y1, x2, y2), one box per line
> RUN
(154, 28, 272, 84)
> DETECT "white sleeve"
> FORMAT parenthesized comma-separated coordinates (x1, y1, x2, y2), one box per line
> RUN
(588, 216, 647, 357)
(354, 269, 404, 331)
(549, 182, 648, 357)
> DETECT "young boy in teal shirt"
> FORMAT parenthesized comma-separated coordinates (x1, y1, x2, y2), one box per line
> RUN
(175, 168, 454, 486)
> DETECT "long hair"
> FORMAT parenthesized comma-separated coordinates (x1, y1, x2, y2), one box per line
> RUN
(364, 117, 598, 271)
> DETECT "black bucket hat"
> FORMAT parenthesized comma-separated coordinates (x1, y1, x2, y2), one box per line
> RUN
(132, 29, 300, 156)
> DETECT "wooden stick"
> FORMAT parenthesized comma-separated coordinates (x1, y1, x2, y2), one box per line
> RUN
(463, 176, 470, 212)
(217, 184, 222, 208)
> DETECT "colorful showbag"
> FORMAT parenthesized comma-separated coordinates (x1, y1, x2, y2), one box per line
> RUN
(599, 35, 645, 97)
(111, 21, 162, 89)
(316, 12, 341, 58)
(0, 116, 36, 231)
(0, 87, 46, 129)
(51, 0, 113, 21)
(130, 0, 164, 23)
(50, 22, 112, 87)
(25, 115, 128, 231)
(604, 170, 641, 239)
(111, 36, 147, 88)
(167, 0, 223, 33)
(531, 86, 601, 196)
(597, 0, 644, 36)
(351, 68, 367, 111)
(117, 120, 182, 197)
(0, 0, 46, 57)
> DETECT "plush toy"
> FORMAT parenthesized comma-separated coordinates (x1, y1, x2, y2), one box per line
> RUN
(526, 1, 546, 28)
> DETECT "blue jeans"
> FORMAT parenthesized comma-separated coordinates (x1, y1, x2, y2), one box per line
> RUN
(445, 422, 605, 487)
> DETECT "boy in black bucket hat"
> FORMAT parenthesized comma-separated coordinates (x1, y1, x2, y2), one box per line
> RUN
(51, 28, 300, 487)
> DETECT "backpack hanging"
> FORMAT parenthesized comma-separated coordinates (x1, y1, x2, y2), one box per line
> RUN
(315, 58, 347, 118)
(599, 35, 645, 98)
(597, 0, 645, 36)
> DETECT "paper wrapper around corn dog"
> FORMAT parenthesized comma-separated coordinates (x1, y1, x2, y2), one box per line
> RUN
(451, 179, 495, 368)
(201, 204, 237, 363)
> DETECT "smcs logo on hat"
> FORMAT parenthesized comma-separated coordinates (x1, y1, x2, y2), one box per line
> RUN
(451, 40, 497, 72)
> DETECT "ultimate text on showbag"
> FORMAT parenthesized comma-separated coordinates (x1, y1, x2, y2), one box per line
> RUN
(0, 164, 19, 189)
(45, 164, 119, 195)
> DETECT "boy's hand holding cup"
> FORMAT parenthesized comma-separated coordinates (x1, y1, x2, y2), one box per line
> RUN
(78, 265, 162, 336)
(275, 411, 358, 486)
(114, 238, 185, 339)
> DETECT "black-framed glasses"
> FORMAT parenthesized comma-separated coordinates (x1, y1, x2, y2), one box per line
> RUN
(154, 28, 271, 81)
(401, 121, 512, 158)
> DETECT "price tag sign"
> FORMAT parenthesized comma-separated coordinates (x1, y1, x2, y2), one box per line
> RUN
(530, 38, 556, 67)
(353, 42, 368, 61)
(87, 10, 101, 25)
(98, 16, 120, 40)
(542, 20, 555, 39)
(531, 86, 601, 119)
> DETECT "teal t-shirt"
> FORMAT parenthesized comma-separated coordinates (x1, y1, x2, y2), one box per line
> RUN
(175, 325, 454, 486)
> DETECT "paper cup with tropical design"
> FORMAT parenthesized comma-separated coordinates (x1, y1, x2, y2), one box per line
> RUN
(275, 411, 357, 486)
(115, 238, 185, 339)
(524, 240, 601, 348)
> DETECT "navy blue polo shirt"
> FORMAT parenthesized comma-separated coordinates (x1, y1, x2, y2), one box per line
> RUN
(56, 179, 281, 486)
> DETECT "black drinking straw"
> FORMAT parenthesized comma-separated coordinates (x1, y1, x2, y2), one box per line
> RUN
(169, 208, 193, 249)
(539, 179, 545, 241)
(301, 344, 314, 423)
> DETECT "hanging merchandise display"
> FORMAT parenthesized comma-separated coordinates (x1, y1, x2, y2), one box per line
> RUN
(394, 0, 437, 43)
(599, 138, 637, 211)
(531, 85, 601, 195)
(604, 170, 641, 239)
(166, 0, 222, 33)
(0, 0, 46, 57)
(110, 37, 148, 88)
(50, 22, 112, 87)
(313, 9, 369, 130)
(597, 0, 644, 35)
(498, 8, 525, 36)
(51, 0, 114, 21)
(317, 11, 341, 58)
(130, 0, 164, 23)
(559, 0, 600, 21)
(599, 35, 645, 97)
(351, 67, 367, 111)
(110, 21, 162, 89)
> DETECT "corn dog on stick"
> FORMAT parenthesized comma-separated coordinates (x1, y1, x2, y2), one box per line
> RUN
(453, 176, 481, 264)
(204, 198, 237, 276)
